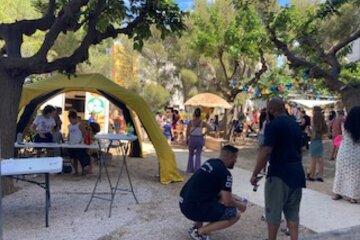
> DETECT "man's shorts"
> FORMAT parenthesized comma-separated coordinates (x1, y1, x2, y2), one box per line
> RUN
(179, 199, 237, 222)
(265, 177, 302, 225)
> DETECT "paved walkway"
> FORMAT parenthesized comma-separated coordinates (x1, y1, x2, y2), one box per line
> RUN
(173, 149, 360, 233)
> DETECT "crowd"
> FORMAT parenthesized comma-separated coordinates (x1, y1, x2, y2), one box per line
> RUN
(178, 98, 360, 240)
(27, 105, 131, 175)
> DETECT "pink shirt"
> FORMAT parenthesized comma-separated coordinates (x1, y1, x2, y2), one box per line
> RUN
(332, 116, 344, 137)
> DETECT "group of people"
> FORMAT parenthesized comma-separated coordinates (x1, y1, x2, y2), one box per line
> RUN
(179, 98, 360, 240)
(29, 105, 100, 175)
(156, 109, 186, 144)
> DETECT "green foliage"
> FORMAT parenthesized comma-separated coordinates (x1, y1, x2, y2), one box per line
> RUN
(180, 68, 198, 87)
(341, 62, 360, 83)
(143, 83, 171, 112)
(267, 0, 360, 89)
(190, 0, 265, 59)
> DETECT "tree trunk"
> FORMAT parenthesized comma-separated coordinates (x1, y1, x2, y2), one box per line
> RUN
(0, 70, 25, 195)
(340, 86, 360, 111)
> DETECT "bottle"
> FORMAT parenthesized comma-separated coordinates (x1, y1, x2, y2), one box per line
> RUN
(239, 196, 248, 206)
(16, 132, 23, 144)
(253, 175, 263, 192)
(84, 133, 91, 145)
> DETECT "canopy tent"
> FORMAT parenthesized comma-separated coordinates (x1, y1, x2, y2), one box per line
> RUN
(184, 93, 232, 109)
(17, 73, 183, 184)
(289, 99, 337, 109)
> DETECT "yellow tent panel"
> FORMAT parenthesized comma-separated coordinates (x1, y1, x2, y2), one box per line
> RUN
(19, 73, 183, 184)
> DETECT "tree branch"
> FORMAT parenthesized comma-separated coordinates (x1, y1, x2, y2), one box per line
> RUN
(230, 60, 240, 79)
(246, 49, 268, 87)
(299, 35, 327, 60)
(33, 0, 90, 61)
(218, 49, 229, 80)
(0, 0, 56, 38)
(25, 1, 148, 75)
(267, 24, 344, 91)
(328, 28, 360, 55)
(215, 78, 232, 101)
(229, 49, 268, 100)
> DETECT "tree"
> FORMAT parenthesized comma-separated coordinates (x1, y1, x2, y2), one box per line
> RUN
(189, 0, 269, 102)
(143, 83, 170, 112)
(0, 0, 184, 195)
(264, 0, 360, 109)
(180, 68, 199, 99)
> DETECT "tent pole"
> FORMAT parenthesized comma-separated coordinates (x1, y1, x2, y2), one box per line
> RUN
(0, 152, 3, 240)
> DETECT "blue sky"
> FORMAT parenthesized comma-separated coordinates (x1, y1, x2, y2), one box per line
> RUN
(176, 0, 291, 10)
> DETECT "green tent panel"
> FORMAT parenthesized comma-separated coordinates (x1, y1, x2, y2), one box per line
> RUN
(18, 74, 183, 184)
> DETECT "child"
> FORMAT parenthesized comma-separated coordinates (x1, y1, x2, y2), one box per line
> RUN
(31, 105, 56, 143)
(163, 118, 173, 145)
(67, 110, 91, 175)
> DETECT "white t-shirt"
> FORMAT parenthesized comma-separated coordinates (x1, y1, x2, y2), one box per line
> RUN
(68, 123, 83, 144)
(33, 115, 56, 134)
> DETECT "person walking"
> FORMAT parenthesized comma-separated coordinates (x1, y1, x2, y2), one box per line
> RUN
(308, 106, 328, 182)
(186, 108, 209, 173)
(251, 98, 306, 240)
(333, 107, 360, 204)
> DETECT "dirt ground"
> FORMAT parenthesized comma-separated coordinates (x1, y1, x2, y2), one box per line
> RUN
(99, 155, 314, 240)
(5, 138, 329, 240)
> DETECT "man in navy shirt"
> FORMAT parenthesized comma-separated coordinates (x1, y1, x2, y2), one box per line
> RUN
(180, 145, 246, 240)
(251, 98, 306, 240)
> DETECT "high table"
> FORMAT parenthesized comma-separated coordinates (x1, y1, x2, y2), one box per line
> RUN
(84, 133, 138, 217)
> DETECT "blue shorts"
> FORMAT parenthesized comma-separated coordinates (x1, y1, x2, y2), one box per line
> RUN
(310, 139, 323, 157)
(180, 200, 237, 222)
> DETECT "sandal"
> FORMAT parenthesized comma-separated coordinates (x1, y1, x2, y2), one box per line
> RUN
(307, 177, 315, 182)
(349, 199, 358, 204)
(316, 177, 324, 182)
(332, 194, 342, 200)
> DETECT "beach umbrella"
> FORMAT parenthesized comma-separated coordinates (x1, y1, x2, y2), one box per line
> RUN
(184, 93, 232, 109)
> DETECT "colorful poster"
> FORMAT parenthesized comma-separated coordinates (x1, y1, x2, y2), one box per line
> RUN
(85, 92, 109, 133)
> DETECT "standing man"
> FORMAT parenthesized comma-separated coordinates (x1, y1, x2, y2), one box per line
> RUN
(180, 145, 246, 240)
(250, 98, 306, 240)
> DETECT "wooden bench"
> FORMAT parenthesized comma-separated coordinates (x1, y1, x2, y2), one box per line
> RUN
(204, 136, 229, 151)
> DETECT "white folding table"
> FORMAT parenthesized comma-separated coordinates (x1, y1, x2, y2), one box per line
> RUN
(1, 157, 63, 227)
(84, 133, 138, 217)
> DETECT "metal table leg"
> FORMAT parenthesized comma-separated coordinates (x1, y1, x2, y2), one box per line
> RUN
(84, 140, 113, 214)
(112, 142, 139, 204)
(85, 139, 139, 217)
(45, 173, 50, 227)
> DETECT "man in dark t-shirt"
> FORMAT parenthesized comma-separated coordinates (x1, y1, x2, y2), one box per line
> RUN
(180, 145, 246, 240)
(251, 98, 306, 240)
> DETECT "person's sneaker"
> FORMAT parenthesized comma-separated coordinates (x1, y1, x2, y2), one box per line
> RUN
(189, 228, 210, 240)
(280, 227, 290, 236)
(188, 226, 196, 235)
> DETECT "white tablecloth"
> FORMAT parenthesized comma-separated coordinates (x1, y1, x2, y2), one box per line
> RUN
(95, 133, 137, 142)
(15, 142, 104, 149)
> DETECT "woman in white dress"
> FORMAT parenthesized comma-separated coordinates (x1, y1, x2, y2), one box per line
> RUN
(333, 106, 360, 204)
